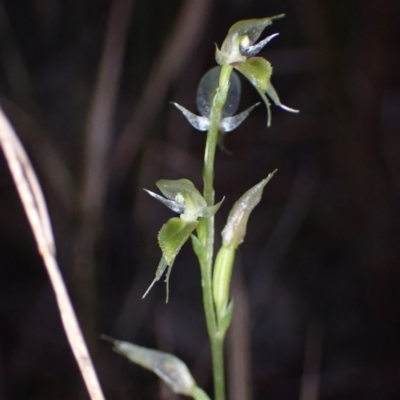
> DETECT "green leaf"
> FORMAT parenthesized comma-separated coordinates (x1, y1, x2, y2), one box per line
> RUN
(222, 170, 277, 248)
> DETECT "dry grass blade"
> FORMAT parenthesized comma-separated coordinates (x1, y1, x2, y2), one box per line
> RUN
(1, 96, 77, 214)
(0, 108, 106, 400)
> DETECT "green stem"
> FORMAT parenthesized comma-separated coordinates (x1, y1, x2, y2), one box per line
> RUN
(198, 64, 233, 400)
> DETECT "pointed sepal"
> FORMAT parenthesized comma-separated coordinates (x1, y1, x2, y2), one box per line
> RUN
(144, 189, 185, 213)
(201, 197, 224, 218)
(172, 102, 210, 131)
(239, 33, 279, 58)
(159, 217, 198, 301)
(142, 256, 169, 299)
(143, 218, 198, 301)
(234, 57, 273, 125)
(266, 83, 299, 113)
(216, 14, 285, 65)
(220, 103, 260, 132)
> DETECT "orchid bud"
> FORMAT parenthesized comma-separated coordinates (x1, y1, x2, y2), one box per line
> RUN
(222, 170, 277, 249)
(212, 245, 235, 326)
(212, 171, 276, 331)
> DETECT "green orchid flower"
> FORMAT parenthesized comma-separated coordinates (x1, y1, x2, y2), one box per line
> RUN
(172, 66, 259, 134)
(143, 179, 223, 301)
(216, 15, 299, 126)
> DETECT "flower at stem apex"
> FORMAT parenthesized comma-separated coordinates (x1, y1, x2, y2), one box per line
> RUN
(216, 15, 299, 126)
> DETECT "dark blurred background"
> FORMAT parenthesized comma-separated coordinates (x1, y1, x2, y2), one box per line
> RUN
(1, 0, 400, 399)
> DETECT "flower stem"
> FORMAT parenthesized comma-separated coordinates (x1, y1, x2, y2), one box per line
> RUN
(198, 64, 233, 400)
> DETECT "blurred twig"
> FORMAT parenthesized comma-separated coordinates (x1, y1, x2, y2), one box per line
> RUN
(154, 306, 178, 400)
(0, 108, 106, 400)
(1, 96, 77, 214)
(251, 163, 319, 316)
(299, 318, 323, 400)
(0, 348, 4, 400)
(228, 260, 253, 400)
(0, 2, 37, 112)
(73, 0, 134, 342)
(111, 0, 212, 180)
(295, 0, 400, 354)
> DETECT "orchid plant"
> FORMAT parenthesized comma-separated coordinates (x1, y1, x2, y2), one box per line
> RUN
(104, 15, 298, 400)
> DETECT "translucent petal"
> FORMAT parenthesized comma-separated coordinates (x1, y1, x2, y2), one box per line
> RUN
(239, 33, 279, 58)
(220, 103, 260, 132)
(144, 189, 184, 213)
(172, 102, 209, 131)
(196, 66, 241, 118)
(156, 179, 207, 213)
